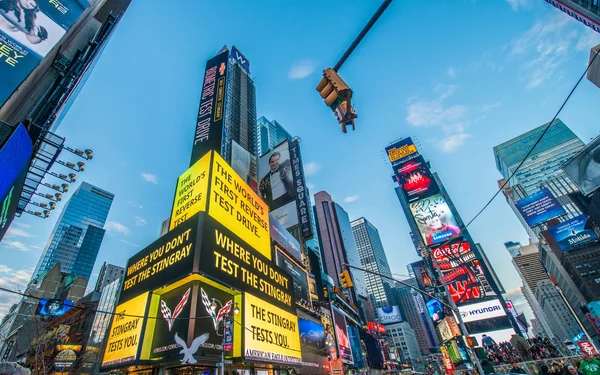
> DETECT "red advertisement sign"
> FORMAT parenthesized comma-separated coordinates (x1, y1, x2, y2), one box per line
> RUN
(577, 341, 598, 355)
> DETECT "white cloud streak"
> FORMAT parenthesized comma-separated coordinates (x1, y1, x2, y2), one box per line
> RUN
(105, 221, 130, 235)
(303, 162, 322, 177)
(288, 59, 316, 80)
(141, 173, 159, 184)
(344, 195, 359, 203)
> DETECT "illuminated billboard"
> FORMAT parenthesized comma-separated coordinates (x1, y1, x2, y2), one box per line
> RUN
(0, 0, 89, 106)
(438, 317, 461, 342)
(410, 194, 461, 245)
(36, 298, 73, 317)
(258, 142, 298, 227)
(458, 299, 506, 323)
(190, 50, 229, 165)
(432, 241, 494, 304)
(385, 137, 418, 165)
(394, 155, 439, 202)
(269, 213, 301, 262)
(562, 136, 600, 196)
(548, 214, 598, 251)
(231, 140, 258, 192)
(102, 292, 149, 367)
(244, 293, 301, 364)
(289, 139, 313, 239)
(376, 306, 402, 324)
(0, 124, 32, 241)
(426, 299, 445, 324)
(332, 308, 353, 364)
(515, 188, 566, 227)
(170, 152, 210, 230)
(275, 248, 309, 304)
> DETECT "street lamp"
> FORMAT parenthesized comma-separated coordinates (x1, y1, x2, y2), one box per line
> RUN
(211, 299, 239, 375)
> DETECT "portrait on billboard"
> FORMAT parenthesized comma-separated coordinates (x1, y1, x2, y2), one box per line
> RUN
(231, 140, 258, 192)
(426, 299, 445, 323)
(562, 136, 600, 196)
(332, 309, 353, 364)
(394, 155, 439, 202)
(410, 194, 461, 245)
(258, 142, 295, 211)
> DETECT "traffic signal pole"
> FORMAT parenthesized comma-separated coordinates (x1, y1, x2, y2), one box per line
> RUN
(333, 0, 393, 72)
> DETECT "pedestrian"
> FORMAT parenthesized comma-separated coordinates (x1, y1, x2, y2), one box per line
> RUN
(579, 352, 600, 375)
(541, 364, 553, 375)
(481, 334, 496, 348)
(552, 363, 563, 375)
(568, 365, 584, 375)
(0, 362, 30, 375)
(511, 362, 526, 374)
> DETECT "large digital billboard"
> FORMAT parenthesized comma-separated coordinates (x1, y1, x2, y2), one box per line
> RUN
(548, 214, 598, 251)
(170, 152, 210, 230)
(244, 293, 301, 364)
(190, 50, 229, 166)
(515, 188, 566, 227)
(231, 140, 258, 192)
(426, 299, 445, 324)
(0, 124, 32, 241)
(385, 137, 418, 165)
(376, 306, 402, 324)
(432, 241, 494, 304)
(394, 155, 439, 202)
(299, 318, 325, 350)
(458, 299, 506, 323)
(0, 0, 89, 106)
(289, 139, 313, 239)
(409, 194, 461, 245)
(562, 136, 600, 196)
(332, 308, 353, 364)
(258, 142, 298, 227)
(275, 248, 310, 304)
(269, 213, 301, 263)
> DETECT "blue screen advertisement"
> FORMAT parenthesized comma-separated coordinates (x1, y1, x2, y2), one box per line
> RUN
(36, 298, 73, 317)
(515, 188, 566, 227)
(298, 318, 325, 350)
(548, 214, 598, 251)
(426, 299, 445, 323)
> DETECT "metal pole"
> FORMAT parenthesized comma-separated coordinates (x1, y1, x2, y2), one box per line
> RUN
(430, 256, 485, 375)
(333, 0, 393, 72)
(221, 321, 226, 375)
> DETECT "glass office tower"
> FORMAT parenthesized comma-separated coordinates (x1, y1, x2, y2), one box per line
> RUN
(256, 116, 293, 156)
(32, 182, 114, 284)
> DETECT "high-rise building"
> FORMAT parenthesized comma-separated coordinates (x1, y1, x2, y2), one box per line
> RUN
(545, 0, 600, 34)
(589, 44, 600, 89)
(314, 191, 374, 322)
(94, 262, 125, 293)
(351, 217, 395, 309)
(384, 321, 421, 364)
(535, 280, 583, 341)
(394, 279, 440, 355)
(32, 182, 114, 284)
(505, 241, 523, 257)
(256, 116, 292, 156)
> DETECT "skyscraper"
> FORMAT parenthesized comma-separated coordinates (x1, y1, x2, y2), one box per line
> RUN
(351, 217, 395, 309)
(94, 262, 125, 293)
(535, 280, 583, 341)
(545, 0, 600, 34)
(256, 116, 292, 156)
(32, 182, 114, 284)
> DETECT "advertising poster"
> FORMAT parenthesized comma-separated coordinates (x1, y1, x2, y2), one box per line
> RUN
(170, 152, 210, 230)
(426, 299, 445, 323)
(548, 214, 598, 251)
(438, 317, 461, 342)
(244, 293, 302, 364)
(562, 136, 600, 196)
(102, 292, 149, 367)
(36, 298, 73, 317)
(275, 248, 310, 304)
(289, 140, 313, 238)
(385, 137, 418, 165)
(200, 216, 295, 313)
(409, 194, 461, 245)
(332, 308, 353, 364)
(394, 155, 439, 202)
(410, 260, 434, 290)
(269, 213, 302, 262)
(120, 214, 200, 302)
(432, 241, 493, 304)
(515, 188, 566, 227)
(457, 299, 506, 323)
(190, 50, 229, 166)
(376, 306, 403, 324)
(299, 318, 325, 350)
(258, 142, 298, 227)
(231, 140, 258, 192)
(0, 0, 89, 105)
(577, 340, 598, 355)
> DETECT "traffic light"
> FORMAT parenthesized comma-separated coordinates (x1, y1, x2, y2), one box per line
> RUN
(316, 68, 357, 133)
(339, 270, 354, 289)
(323, 287, 329, 298)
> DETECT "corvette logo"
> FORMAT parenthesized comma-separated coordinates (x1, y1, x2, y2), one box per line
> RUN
(160, 288, 191, 331)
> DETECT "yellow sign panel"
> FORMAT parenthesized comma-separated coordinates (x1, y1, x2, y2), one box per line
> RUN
(387, 143, 417, 164)
(244, 293, 301, 364)
(208, 152, 270, 260)
(101, 292, 148, 367)
(170, 152, 211, 230)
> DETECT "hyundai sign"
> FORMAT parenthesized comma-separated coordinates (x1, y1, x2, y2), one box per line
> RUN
(376, 306, 403, 324)
(458, 299, 506, 323)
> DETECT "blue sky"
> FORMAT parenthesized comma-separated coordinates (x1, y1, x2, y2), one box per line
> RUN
(1, 0, 600, 318)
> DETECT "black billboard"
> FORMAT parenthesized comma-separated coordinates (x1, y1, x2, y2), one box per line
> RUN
(275, 249, 309, 304)
(394, 155, 439, 202)
(120, 214, 201, 302)
(190, 50, 229, 166)
(289, 140, 313, 239)
(199, 216, 296, 313)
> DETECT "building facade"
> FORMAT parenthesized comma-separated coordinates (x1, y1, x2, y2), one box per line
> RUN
(94, 262, 125, 293)
(351, 217, 395, 309)
(31, 182, 114, 284)
(535, 280, 583, 341)
(385, 321, 421, 365)
(256, 116, 292, 156)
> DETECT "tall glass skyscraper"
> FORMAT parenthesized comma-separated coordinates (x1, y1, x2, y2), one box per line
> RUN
(350, 217, 395, 309)
(256, 116, 292, 156)
(32, 182, 114, 284)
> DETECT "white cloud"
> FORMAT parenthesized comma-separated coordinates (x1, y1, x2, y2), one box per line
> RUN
(406, 101, 467, 127)
(1, 241, 30, 252)
(13, 223, 31, 229)
(440, 133, 472, 153)
(303, 162, 322, 177)
(135, 216, 147, 226)
(482, 101, 503, 111)
(506, 0, 529, 11)
(288, 59, 316, 80)
(141, 173, 159, 184)
(447, 67, 456, 78)
(118, 239, 139, 247)
(0, 266, 33, 317)
(105, 221, 130, 235)
(4, 227, 33, 238)
(344, 195, 359, 203)
(306, 182, 316, 192)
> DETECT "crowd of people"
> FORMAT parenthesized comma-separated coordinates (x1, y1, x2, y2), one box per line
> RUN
(482, 335, 563, 365)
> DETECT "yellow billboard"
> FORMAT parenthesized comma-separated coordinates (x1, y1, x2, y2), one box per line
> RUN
(170, 152, 211, 230)
(244, 293, 301, 364)
(101, 292, 148, 367)
(208, 152, 270, 260)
